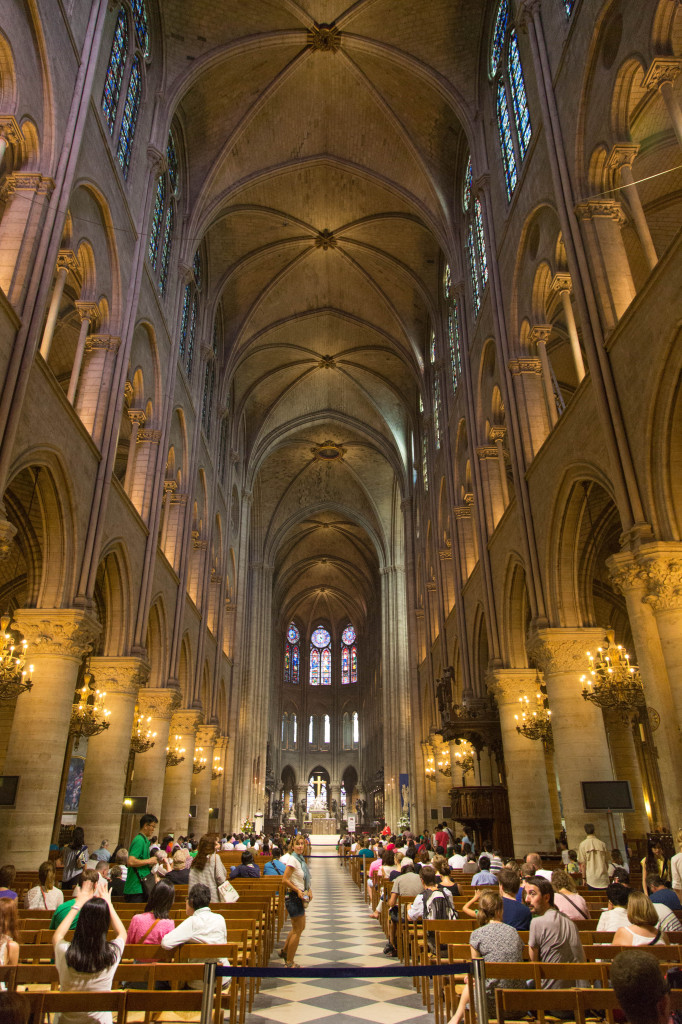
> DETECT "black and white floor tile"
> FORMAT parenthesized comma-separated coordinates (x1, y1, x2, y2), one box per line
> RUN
(243, 853, 434, 1024)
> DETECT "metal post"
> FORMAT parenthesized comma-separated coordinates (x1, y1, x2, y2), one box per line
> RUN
(470, 959, 489, 1024)
(200, 960, 218, 1024)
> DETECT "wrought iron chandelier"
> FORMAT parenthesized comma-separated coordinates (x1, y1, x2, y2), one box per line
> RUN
(211, 756, 224, 781)
(515, 691, 553, 744)
(580, 631, 645, 718)
(165, 734, 185, 767)
(130, 713, 156, 754)
(70, 667, 111, 738)
(436, 748, 451, 777)
(0, 616, 33, 701)
(192, 747, 207, 774)
(425, 753, 436, 779)
(453, 745, 475, 775)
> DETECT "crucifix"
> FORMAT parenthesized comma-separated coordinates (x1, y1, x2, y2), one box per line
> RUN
(311, 773, 326, 799)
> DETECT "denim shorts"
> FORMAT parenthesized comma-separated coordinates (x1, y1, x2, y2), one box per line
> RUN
(285, 892, 306, 918)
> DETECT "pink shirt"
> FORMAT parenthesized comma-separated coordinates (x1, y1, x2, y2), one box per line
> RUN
(369, 858, 383, 879)
(126, 912, 176, 950)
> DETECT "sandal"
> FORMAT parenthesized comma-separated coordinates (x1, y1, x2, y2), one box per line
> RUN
(285, 961, 300, 968)
(277, 948, 287, 960)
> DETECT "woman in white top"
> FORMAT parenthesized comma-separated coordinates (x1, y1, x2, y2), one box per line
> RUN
(25, 860, 64, 911)
(278, 836, 312, 968)
(52, 879, 127, 1023)
(613, 891, 668, 947)
(671, 827, 682, 902)
(187, 834, 227, 902)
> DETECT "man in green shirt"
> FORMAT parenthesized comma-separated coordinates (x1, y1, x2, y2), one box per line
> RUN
(49, 869, 99, 928)
(123, 812, 159, 902)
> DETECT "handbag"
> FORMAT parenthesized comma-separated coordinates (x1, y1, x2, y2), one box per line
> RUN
(214, 856, 239, 903)
(134, 866, 156, 900)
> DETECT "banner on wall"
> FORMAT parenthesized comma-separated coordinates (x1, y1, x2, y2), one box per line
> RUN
(347, 814, 356, 832)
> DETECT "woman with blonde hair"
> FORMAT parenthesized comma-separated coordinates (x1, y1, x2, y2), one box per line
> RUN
(550, 869, 589, 921)
(613, 891, 668, 946)
(25, 861, 64, 911)
(448, 890, 523, 1024)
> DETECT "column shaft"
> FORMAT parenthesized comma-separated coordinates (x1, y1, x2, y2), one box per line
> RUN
(192, 726, 218, 836)
(160, 710, 201, 838)
(39, 266, 68, 360)
(130, 688, 181, 822)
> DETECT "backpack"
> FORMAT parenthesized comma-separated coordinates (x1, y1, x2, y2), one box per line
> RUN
(424, 886, 457, 954)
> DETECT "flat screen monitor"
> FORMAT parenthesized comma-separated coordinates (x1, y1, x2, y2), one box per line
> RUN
(0, 777, 19, 806)
(581, 780, 634, 812)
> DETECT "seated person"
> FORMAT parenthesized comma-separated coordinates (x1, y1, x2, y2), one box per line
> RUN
(164, 849, 192, 885)
(160, 883, 230, 987)
(596, 882, 630, 933)
(25, 860, 64, 911)
(525, 877, 584, 986)
(126, 879, 176, 960)
(108, 864, 126, 899)
(68, 859, 110, 891)
(472, 856, 498, 887)
(49, 869, 100, 929)
(497, 868, 532, 930)
(229, 850, 261, 878)
(407, 864, 456, 921)
(0, 865, 18, 901)
(647, 874, 682, 912)
(610, 948, 672, 1024)
(462, 853, 478, 875)
(264, 846, 286, 876)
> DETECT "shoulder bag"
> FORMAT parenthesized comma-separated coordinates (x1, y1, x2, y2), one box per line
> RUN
(559, 892, 589, 920)
(134, 865, 157, 900)
(214, 855, 239, 903)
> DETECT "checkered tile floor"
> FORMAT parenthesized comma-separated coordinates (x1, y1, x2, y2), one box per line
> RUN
(244, 856, 433, 1024)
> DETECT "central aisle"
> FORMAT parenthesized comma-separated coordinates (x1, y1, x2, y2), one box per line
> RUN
(244, 854, 434, 1024)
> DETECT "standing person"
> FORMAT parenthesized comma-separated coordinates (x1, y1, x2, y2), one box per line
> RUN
(612, 892, 668, 947)
(0, 899, 20, 969)
(188, 835, 227, 901)
(525, 878, 584, 986)
(641, 840, 671, 894)
(671, 828, 682, 902)
(59, 828, 89, 891)
(25, 861, 64, 911)
(577, 824, 610, 890)
(124, 813, 159, 903)
(447, 892, 523, 1024)
(550, 869, 590, 921)
(51, 880, 127, 1022)
(125, 879, 176, 957)
(278, 836, 312, 968)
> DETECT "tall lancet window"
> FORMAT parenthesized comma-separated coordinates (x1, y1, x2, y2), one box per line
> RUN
(444, 264, 462, 393)
(284, 623, 300, 684)
(462, 156, 489, 318)
(490, 0, 532, 201)
(310, 627, 331, 686)
(341, 625, 357, 685)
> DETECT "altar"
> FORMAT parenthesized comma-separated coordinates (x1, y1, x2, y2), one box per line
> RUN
(308, 817, 338, 835)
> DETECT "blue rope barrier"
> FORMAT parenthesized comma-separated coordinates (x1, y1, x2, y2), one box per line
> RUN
(212, 962, 473, 978)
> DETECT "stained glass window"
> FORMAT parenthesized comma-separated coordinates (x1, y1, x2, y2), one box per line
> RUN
(341, 781, 346, 808)
(284, 624, 300, 685)
(159, 203, 173, 295)
(341, 625, 357, 685)
(564, 0, 574, 15)
(308, 716, 314, 744)
(186, 294, 198, 378)
(202, 362, 215, 438)
(102, 9, 127, 134)
(448, 303, 462, 392)
(116, 55, 141, 178)
(430, 330, 436, 365)
(490, 0, 509, 77)
(468, 223, 481, 314)
(179, 284, 191, 358)
(310, 627, 331, 686)
(474, 199, 489, 288)
(323, 714, 330, 745)
(131, 0, 150, 57)
(292, 714, 297, 744)
(167, 132, 179, 194)
(419, 394, 424, 414)
(508, 31, 532, 159)
(148, 175, 165, 269)
(212, 322, 218, 357)
(434, 376, 442, 449)
(352, 711, 359, 746)
(497, 80, 517, 200)
(422, 435, 428, 491)
(463, 155, 473, 213)
(443, 263, 452, 302)
(193, 251, 202, 290)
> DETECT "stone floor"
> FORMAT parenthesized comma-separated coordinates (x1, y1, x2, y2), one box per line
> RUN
(243, 854, 433, 1024)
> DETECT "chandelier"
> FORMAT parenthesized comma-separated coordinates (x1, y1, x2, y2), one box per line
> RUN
(515, 691, 553, 744)
(436, 749, 451, 777)
(193, 747, 207, 774)
(70, 667, 111, 738)
(0, 616, 33, 701)
(212, 756, 224, 781)
(130, 713, 156, 754)
(165, 734, 186, 767)
(580, 631, 645, 719)
(453, 745, 475, 776)
(425, 753, 436, 779)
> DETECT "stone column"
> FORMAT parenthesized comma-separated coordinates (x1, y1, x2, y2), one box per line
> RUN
(607, 145, 658, 272)
(602, 710, 650, 840)
(381, 564, 414, 829)
(161, 709, 201, 838)
(161, 492, 189, 573)
(130, 428, 162, 523)
(76, 657, 149, 845)
(489, 671, 557, 856)
(530, 326, 559, 428)
(0, 609, 100, 867)
(528, 628, 617, 848)
(39, 251, 78, 360)
(476, 446, 506, 533)
(509, 353, 553, 460)
(550, 274, 586, 382)
(0, 173, 55, 311)
(636, 543, 682, 734)
(211, 735, 228, 833)
(0, 116, 21, 173)
(574, 200, 636, 329)
(643, 58, 682, 150)
(607, 549, 682, 831)
(130, 688, 181, 822)
(74, 334, 121, 446)
(192, 725, 218, 836)
(123, 410, 146, 495)
(329, 783, 341, 820)
(490, 427, 510, 507)
(67, 302, 100, 404)
(453, 502, 477, 582)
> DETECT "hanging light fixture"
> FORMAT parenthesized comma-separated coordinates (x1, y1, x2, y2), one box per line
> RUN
(165, 734, 186, 767)
(0, 616, 33, 701)
(515, 690, 553, 744)
(70, 665, 111, 738)
(580, 630, 645, 719)
(425, 753, 436, 779)
(193, 747, 207, 774)
(211, 755, 223, 781)
(130, 713, 156, 754)
(436, 748, 451, 777)
(453, 745, 475, 776)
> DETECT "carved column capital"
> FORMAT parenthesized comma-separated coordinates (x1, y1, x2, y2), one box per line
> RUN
(74, 301, 100, 326)
(529, 324, 552, 346)
(12, 608, 101, 660)
(147, 145, 167, 176)
(85, 334, 121, 353)
(476, 446, 498, 460)
(0, 503, 17, 560)
(508, 357, 543, 376)
(605, 551, 646, 595)
(88, 656, 150, 696)
(196, 725, 219, 747)
(170, 709, 202, 735)
(0, 173, 55, 203)
(128, 409, 146, 427)
(516, 0, 542, 29)
(574, 199, 628, 224)
(137, 429, 162, 443)
(550, 273, 572, 295)
(487, 668, 538, 705)
(213, 734, 229, 754)
(489, 426, 507, 443)
(526, 627, 606, 675)
(57, 249, 80, 274)
(137, 686, 181, 720)
(0, 115, 22, 145)
(643, 57, 682, 92)
(637, 543, 682, 612)
(607, 143, 640, 174)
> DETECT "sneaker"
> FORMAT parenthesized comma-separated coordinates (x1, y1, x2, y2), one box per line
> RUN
(383, 942, 393, 954)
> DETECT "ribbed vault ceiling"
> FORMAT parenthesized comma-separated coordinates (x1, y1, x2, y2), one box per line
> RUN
(166, 0, 485, 631)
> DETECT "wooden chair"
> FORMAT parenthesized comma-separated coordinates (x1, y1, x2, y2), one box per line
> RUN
(123, 988, 205, 1023)
(495, 986, 579, 1024)
(40, 991, 127, 1020)
(13, 963, 58, 991)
